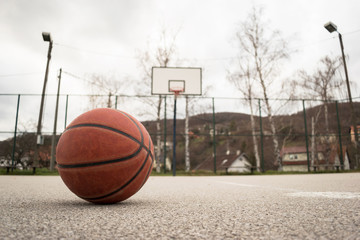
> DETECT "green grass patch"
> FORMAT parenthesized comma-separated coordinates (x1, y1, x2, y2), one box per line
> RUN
(0, 168, 59, 176)
(151, 170, 218, 176)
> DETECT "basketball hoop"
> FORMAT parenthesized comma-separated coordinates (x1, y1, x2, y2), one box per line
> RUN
(151, 67, 202, 177)
(169, 87, 184, 97)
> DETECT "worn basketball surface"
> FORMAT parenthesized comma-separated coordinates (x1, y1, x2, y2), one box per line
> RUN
(56, 108, 154, 204)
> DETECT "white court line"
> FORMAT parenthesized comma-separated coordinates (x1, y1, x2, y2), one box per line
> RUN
(214, 181, 360, 199)
(287, 192, 360, 199)
(214, 180, 300, 192)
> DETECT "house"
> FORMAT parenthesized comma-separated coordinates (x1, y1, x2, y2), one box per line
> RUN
(194, 151, 252, 173)
(0, 156, 9, 167)
(349, 125, 360, 143)
(281, 145, 350, 172)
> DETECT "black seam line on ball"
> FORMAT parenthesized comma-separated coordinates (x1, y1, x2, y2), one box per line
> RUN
(82, 138, 152, 201)
(119, 111, 154, 166)
(65, 123, 142, 145)
(141, 142, 154, 188)
(57, 145, 143, 169)
(117, 111, 144, 146)
(57, 123, 151, 169)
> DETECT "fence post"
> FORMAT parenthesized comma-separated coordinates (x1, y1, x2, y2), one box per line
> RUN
(335, 101, 344, 170)
(258, 99, 265, 172)
(302, 100, 310, 172)
(11, 94, 21, 172)
(50, 69, 62, 171)
(64, 94, 69, 129)
(163, 96, 167, 173)
(212, 97, 217, 174)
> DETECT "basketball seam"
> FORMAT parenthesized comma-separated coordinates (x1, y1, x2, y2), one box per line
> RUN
(57, 122, 148, 169)
(82, 138, 153, 201)
(65, 123, 142, 145)
(57, 145, 143, 168)
(119, 110, 154, 192)
(117, 110, 144, 145)
(140, 150, 154, 188)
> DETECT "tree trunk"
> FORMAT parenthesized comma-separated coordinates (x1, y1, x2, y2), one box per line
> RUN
(255, 54, 282, 170)
(268, 111, 282, 171)
(185, 96, 190, 172)
(261, 87, 282, 170)
(156, 96, 162, 173)
(311, 117, 315, 168)
(249, 98, 260, 171)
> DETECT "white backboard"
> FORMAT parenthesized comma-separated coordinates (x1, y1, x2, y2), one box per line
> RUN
(151, 67, 202, 95)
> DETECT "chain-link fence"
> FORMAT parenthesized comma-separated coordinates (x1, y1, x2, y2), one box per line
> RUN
(0, 93, 359, 173)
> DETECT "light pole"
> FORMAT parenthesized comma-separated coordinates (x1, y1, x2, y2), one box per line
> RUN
(50, 68, 62, 171)
(324, 21, 359, 168)
(33, 32, 53, 173)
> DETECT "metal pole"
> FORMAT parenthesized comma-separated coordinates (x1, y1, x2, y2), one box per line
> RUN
(172, 95, 177, 176)
(64, 95, 69, 129)
(115, 95, 118, 109)
(212, 97, 217, 174)
(258, 99, 265, 172)
(302, 100, 310, 172)
(34, 39, 53, 172)
(11, 94, 21, 172)
(335, 101, 344, 170)
(338, 32, 359, 165)
(338, 33, 353, 107)
(164, 96, 167, 173)
(50, 69, 62, 171)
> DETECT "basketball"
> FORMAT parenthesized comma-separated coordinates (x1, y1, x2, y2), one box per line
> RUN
(56, 108, 154, 204)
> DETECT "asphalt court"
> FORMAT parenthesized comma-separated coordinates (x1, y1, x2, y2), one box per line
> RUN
(1, 173, 359, 239)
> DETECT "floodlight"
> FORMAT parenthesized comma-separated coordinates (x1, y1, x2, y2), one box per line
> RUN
(42, 32, 52, 42)
(324, 22, 337, 33)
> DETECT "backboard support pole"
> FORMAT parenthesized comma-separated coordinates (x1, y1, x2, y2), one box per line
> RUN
(163, 96, 167, 173)
(172, 95, 177, 176)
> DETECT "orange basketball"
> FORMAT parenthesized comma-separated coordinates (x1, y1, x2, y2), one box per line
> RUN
(56, 108, 154, 204)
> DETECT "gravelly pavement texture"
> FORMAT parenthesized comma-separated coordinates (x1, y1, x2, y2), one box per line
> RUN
(0, 173, 359, 239)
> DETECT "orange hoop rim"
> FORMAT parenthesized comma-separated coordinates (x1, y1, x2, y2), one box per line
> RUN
(169, 87, 184, 96)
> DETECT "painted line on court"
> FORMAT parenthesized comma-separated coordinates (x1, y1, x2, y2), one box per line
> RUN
(286, 192, 360, 199)
(214, 180, 360, 199)
(214, 180, 299, 192)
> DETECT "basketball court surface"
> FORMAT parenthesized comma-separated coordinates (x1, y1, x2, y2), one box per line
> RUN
(1, 173, 359, 239)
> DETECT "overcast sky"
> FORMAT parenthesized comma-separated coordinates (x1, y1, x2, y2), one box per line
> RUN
(0, 0, 360, 135)
(1, 0, 360, 95)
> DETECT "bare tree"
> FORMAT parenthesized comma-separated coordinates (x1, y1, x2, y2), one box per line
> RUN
(298, 55, 343, 168)
(234, 6, 290, 170)
(87, 73, 128, 109)
(136, 27, 180, 173)
(227, 59, 261, 171)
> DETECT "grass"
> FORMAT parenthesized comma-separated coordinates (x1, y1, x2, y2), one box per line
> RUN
(150, 169, 360, 176)
(0, 168, 59, 176)
(151, 170, 219, 176)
